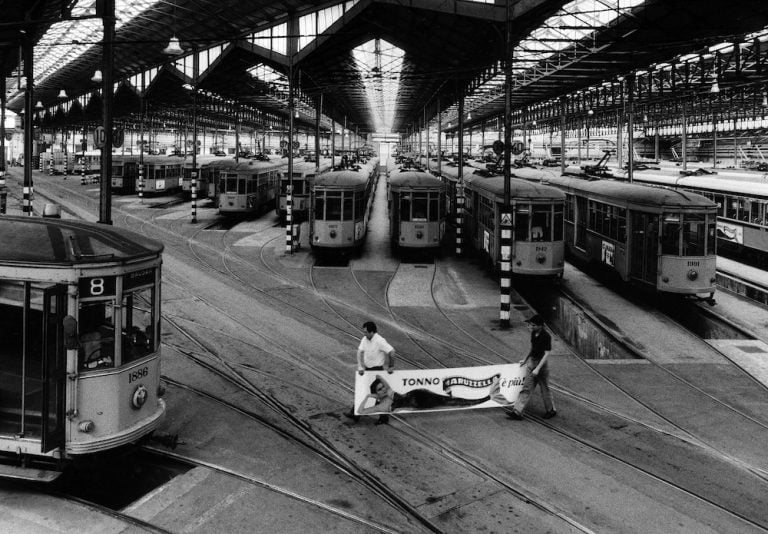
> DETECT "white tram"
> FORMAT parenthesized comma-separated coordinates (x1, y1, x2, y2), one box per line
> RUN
(388, 169, 446, 250)
(217, 159, 282, 216)
(0, 216, 165, 480)
(310, 159, 378, 251)
(277, 158, 334, 222)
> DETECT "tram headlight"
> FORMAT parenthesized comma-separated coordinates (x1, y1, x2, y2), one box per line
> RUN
(131, 385, 148, 410)
(662, 276, 669, 283)
(536, 253, 546, 264)
(330, 230, 337, 239)
(416, 231, 423, 239)
(687, 269, 698, 281)
(78, 421, 95, 433)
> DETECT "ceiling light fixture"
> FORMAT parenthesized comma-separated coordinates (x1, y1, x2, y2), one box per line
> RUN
(57, 89, 68, 99)
(91, 70, 103, 83)
(163, 36, 184, 56)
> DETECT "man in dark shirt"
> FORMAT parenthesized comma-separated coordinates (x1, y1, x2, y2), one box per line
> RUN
(507, 314, 556, 420)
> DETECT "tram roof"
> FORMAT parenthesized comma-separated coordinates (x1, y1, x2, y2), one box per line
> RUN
(0, 216, 163, 266)
(466, 175, 566, 201)
(314, 168, 372, 187)
(543, 175, 717, 209)
(389, 171, 444, 189)
(220, 159, 284, 172)
(629, 172, 768, 200)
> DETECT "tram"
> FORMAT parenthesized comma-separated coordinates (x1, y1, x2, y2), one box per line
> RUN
(0, 215, 165, 479)
(277, 158, 334, 222)
(464, 174, 566, 276)
(181, 155, 223, 199)
(74, 150, 101, 177)
(200, 157, 237, 203)
(532, 174, 718, 297)
(217, 159, 282, 216)
(388, 169, 446, 250)
(310, 159, 378, 251)
(110, 155, 184, 195)
(617, 168, 768, 269)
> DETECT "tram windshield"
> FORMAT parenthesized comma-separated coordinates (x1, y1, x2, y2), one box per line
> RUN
(662, 213, 710, 256)
(78, 300, 115, 370)
(531, 206, 552, 241)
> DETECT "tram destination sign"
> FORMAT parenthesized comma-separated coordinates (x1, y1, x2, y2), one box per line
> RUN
(124, 268, 155, 291)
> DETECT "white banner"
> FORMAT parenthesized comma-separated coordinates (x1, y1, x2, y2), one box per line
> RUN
(353, 363, 526, 416)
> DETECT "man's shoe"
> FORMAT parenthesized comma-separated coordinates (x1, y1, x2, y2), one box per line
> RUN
(542, 410, 557, 419)
(344, 411, 360, 422)
(506, 411, 523, 420)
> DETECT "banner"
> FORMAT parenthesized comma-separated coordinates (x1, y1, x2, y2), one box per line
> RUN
(353, 363, 526, 416)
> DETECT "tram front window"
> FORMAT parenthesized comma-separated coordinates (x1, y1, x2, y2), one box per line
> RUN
(661, 214, 681, 255)
(514, 206, 530, 241)
(531, 206, 552, 241)
(78, 301, 115, 370)
(400, 195, 411, 222)
(682, 213, 706, 256)
(122, 287, 155, 364)
(412, 194, 428, 221)
(326, 192, 342, 221)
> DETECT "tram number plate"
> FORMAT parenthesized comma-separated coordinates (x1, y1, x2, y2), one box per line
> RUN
(535, 246, 548, 251)
(687, 261, 700, 266)
(79, 276, 116, 298)
(129, 366, 149, 383)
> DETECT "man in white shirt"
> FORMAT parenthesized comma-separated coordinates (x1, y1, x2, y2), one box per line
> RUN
(345, 321, 395, 424)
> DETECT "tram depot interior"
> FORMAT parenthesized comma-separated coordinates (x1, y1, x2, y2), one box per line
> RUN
(3, 0, 768, 525)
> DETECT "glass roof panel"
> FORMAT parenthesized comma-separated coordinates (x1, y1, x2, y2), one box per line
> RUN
(353, 39, 403, 133)
(34, 0, 159, 86)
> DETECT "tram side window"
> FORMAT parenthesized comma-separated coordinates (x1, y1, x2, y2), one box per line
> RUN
(682, 213, 706, 256)
(554, 205, 564, 240)
(343, 193, 354, 220)
(564, 194, 575, 222)
(78, 300, 115, 370)
(707, 218, 717, 255)
(712, 194, 725, 217)
(122, 287, 155, 364)
(112, 165, 123, 177)
(429, 194, 440, 222)
(725, 195, 739, 220)
(748, 200, 766, 225)
(661, 214, 681, 255)
(478, 196, 494, 231)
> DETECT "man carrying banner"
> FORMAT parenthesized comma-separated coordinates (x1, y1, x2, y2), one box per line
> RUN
(507, 314, 557, 420)
(345, 321, 395, 425)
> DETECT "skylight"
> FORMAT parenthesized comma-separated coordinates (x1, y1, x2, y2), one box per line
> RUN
(33, 0, 158, 86)
(353, 39, 403, 134)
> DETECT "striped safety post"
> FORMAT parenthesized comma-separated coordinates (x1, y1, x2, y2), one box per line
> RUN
(138, 163, 144, 202)
(190, 170, 197, 223)
(285, 184, 293, 254)
(22, 185, 32, 214)
(499, 210, 512, 327)
(0, 173, 5, 215)
(455, 181, 464, 255)
(48, 154, 53, 175)
(80, 157, 86, 185)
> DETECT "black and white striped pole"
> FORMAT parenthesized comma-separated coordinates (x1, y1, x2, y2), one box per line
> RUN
(500, 0, 514, 327)
(22, 39, 34, 215)
(285, 184, 293, 254)
(190, 51, 199, 223)
(455, 94, 465, 256)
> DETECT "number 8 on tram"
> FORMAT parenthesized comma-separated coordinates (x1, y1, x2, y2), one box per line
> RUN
(0, 216, 165, 480)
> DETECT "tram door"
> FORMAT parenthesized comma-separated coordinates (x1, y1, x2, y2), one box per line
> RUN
(41, 285, 66, 452)
(629, 213, 659, 285)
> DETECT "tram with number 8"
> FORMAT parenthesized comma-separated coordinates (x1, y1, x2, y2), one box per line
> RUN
(0, 215, 165, 480)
